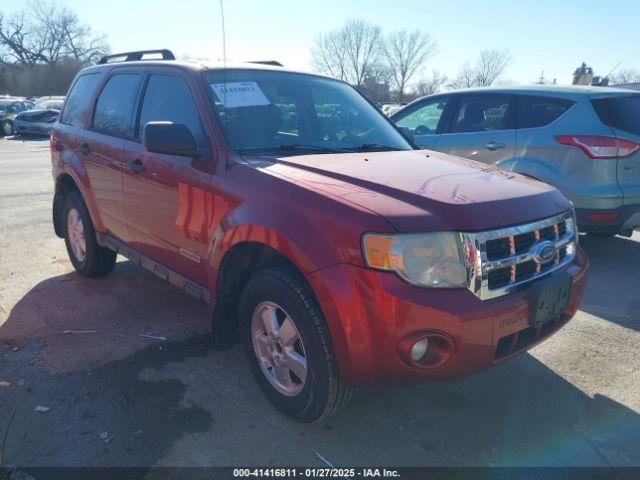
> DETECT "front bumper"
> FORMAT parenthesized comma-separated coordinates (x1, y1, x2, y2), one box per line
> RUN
(575, 205, 640, 235)
(14, 119, 55, 136)
(307, 247, 588, 388)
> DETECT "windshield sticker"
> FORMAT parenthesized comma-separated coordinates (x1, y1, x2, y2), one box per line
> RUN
(210, 82, 270, 108)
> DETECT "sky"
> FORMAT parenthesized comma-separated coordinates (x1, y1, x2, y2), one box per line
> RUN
(3, 0, 639, 86)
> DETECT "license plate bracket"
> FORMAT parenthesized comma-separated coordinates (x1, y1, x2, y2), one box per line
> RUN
(529, 272, 573, 327)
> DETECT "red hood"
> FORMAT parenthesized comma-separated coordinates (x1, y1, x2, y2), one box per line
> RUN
(244, 149, 572, 232)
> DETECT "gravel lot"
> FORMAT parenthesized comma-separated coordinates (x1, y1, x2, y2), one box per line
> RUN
(1, 136, 639, 471)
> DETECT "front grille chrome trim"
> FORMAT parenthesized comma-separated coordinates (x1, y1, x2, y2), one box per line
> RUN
(461, 210, 577, 300)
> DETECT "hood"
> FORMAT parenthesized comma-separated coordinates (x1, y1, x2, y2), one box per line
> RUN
(16, 109, 60, 122)
(245, 150, 572, 232)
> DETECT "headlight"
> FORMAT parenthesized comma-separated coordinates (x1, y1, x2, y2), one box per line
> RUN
(362, 232, 468, 288)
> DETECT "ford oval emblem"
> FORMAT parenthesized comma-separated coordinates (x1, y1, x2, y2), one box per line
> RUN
(533, 241, 557, 264)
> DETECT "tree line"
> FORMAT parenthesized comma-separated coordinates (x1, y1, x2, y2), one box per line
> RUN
(311, 19, 513, 103)
(0, 0, 108, 96)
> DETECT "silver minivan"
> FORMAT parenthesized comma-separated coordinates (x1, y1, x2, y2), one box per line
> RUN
(391, 86, 640, 236)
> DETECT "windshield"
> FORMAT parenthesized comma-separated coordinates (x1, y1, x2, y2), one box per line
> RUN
(41, 101, 64, 110)
(203, 69, 413, 155)
(35, 99, 64, 109)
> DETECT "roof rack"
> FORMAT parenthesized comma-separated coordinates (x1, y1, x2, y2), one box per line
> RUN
(247, 60, 283, 67)
(98, 49, 175, 65)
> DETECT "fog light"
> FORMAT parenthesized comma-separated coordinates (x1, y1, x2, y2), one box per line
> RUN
(410, 338, 429, 361)
(398, 331, 456, 369)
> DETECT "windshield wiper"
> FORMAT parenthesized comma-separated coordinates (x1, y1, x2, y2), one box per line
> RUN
(238, 144, 345, 155)
(349, 143, 406, 152)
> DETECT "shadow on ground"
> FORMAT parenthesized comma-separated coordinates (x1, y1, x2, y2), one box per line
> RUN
(0, 257, 639, 469)
(579, 233, 640, 331)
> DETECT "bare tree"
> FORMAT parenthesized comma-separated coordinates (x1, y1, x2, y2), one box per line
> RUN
(384, 30, 437, 101)
(312, 19, 385, 88)
(609, 69, 640, 85)
(311, 30, 348, 81)
(0, 11, 44, 66)
(448, 49, 512, 89)
(475, 49, 512, 86)
(448, 62, 477, 89)
(415, 71, 448, 97)
(0, 1, 108, 66)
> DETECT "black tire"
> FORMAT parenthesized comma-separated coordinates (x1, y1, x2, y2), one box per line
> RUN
(63, 190, 116, 277)
(2, 120, 13, 137)
(240, 265, 355, 423)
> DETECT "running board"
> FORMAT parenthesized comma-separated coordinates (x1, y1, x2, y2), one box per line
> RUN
(96, 233, 213, 305)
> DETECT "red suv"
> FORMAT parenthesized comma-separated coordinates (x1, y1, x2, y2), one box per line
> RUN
(51, 50, 588, 422)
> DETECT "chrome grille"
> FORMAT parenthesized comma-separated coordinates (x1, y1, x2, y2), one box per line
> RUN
(461, 211, 577, 300)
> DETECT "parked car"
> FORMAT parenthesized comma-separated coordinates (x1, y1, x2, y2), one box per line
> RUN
(0, 97, 34, 136)
(391, 86, 640, 236)
(51, 50, 588, 422)
(34, 96, 66, 109)
(14, 97, 65, 137)
(378, 102, 406, 116)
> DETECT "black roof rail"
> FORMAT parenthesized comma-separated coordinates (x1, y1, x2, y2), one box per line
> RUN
(97, 49, 175, 65)
(246, 60, 283, 67)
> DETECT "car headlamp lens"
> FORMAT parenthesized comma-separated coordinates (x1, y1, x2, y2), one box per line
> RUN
(362, 232, 467, 288)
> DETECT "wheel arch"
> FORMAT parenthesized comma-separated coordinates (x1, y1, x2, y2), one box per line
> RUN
(53, 168, 104, 237)
(497, 156, 562, 184)
(53, 173, 81, 237)
(209, 239, 302, 350)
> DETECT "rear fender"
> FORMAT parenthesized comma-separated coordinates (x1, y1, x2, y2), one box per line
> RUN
(498, 156, 564, 184)
(55, 158, 106, 233)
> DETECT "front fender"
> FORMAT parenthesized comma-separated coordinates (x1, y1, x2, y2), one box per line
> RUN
(208, 197, 349, 288)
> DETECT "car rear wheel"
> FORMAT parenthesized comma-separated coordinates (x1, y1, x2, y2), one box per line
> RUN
(240, 265, 355, 422)
(2, 120, 13, 137)
(63, 191, 116, 277)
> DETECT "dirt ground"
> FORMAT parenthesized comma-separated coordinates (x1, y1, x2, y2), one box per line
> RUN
(1, 136, 639, 472)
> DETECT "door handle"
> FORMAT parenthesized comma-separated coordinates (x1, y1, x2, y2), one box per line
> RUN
(483, 141, 506, 151)
(126, 159, 145, 173)
(79, 143, 91, 156)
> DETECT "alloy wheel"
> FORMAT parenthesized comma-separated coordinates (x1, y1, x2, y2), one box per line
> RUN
(251, 301, 307, 396)
(67, 208, 86, 262)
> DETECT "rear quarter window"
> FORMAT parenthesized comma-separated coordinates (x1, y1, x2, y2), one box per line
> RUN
(60, 73, 102, 125)
(591, 95, 640, 136)
(516, 95, 574, 129)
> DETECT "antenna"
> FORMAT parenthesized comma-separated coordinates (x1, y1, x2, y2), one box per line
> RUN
(603, 61, 622, 83)
(219, 0, 227, 67)
(219, 0, 228, 134)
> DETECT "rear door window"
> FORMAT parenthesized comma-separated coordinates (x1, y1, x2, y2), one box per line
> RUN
(451, 95, 512, 133)
(137, 74, 207, 147)
(516, 95, 574, 129)
(92, 73, 141, 138)
(591, 95, 640, 136)
(61, 73, 101, 125)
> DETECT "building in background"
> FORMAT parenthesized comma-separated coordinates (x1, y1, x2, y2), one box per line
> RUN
(573, 63, 593, 85)
(572, 62, 610, 87)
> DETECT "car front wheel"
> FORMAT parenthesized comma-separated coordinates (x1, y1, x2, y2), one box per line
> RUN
(2, 120, 13, 137)
(240, 265, 355, 422)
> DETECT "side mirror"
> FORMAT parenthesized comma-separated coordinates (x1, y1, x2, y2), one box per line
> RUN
(143, 121, 200, 158)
